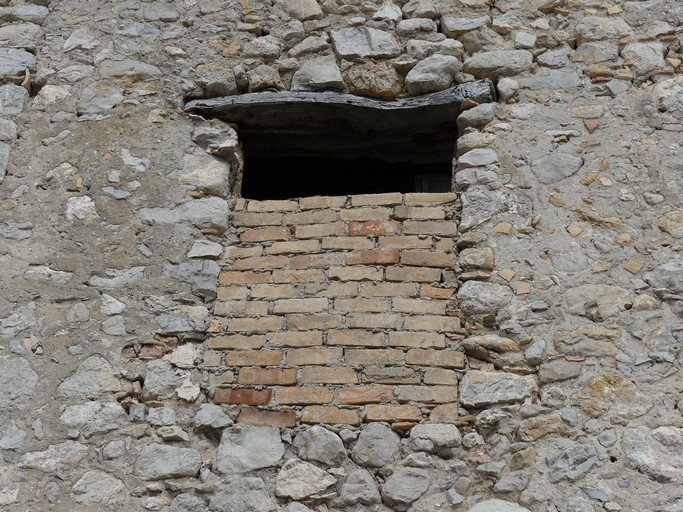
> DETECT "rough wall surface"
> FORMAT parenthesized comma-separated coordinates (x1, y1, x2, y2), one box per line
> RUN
(0, 0, 681, 511)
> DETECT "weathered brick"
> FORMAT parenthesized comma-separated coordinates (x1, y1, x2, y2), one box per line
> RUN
(246, 199, 298, 212)
(385, 266, 442, 282)
(301, 367, 358, 384)
(435, 238, 455, 252)
(345, 348, 404, 365)
(214, 388, 272, 405)
(232, 255, 288, 270)
(295, 222, 345, 239)
(287, 348, 343, 365)
(365, 404, 422, 422)
(226, 350, 283, 366)
(301, 406, 360, 426)
(268, 330, 322, 347)
(240, 226, 291, 242)
(419, 284, 455, 299)
(237, 408, 297, 427)
(313, 282, 359, 298)
(404, 192, 457, 206)
(360, 282, 418, 297)
(350, 192, 403, 207)
(272, 269, 325, 283)
(285, 209, 338, 225)
(250, 284, 299, 299)
(327, 329, 384, 347)
(346, 249, 399, 265)
(290, 253, 345, 269)
(403, 220, 457, 236)
(378, 235, 432, 249)
(216, 286, 249, 300)
(333, 298, 388, 313)
(346, 313, 401, 329)
(388, 331, 446, 349)
(401, 250, 456, 268)
(232, 211, 283, 227)
(362, 366, 420, 384)
(406, 349, 465, 368)
(286, 314, 342, 330)
(208, 371, 235, 386)
(266, 240, 320, 255)
(337, 385, 394, 404)
(393, 205, 446, 220)
(329, 266, 383, 281)
(220, 246, 263, 263)
(209, 335, 265, 350)
(392, 298, 446, 315)
(299, 196, 346, 210)
(321, 237, 375, 250)
(238, 368, 297, 385)
(219, 270, 270, 285)
(340, 207, 391, 221)
(228, 316, 283, 333)
(348, 220, 401, 236)
(424, 368, 459, 385)
(276, 386, 334, 405)
(403, 315, 460, 332)
(397, 385, 457, 403)
(273, 298, 328, 314)
(429, 403, 459, 423)
(214, 300, 269, 317)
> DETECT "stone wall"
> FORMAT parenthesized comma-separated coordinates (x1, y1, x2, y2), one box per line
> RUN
(0, 0, 681, 511)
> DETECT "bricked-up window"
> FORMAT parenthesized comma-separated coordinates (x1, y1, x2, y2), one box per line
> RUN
(184, 81, 496, 199)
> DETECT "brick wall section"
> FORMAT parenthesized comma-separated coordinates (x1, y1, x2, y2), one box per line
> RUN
(209, 192, 466, 428)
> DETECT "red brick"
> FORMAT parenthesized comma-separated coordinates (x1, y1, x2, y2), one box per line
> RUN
(286, 314, 342, 330)
(301, 367, 358, 384)
(219, 271, 270, 285)
(397, 385, 457, 403)
(209, 335, 265, 350)
(287, 348, 342, 365)
(337, 385, 394, 404)
(226, 350, 283, 366)
(214, 388, 272, 405)
(275, 387, 334, 405)
(348, 220, 401, 236)
(401, 250, 456, 268)
(365, 404, 422, 422)
(346, 249, 400, 265)
(268, 330, 322, 347)
(240, 226, 291, 242)
(345, 349, 404, 365)
(406, 349, 465, 369)
(238, 408, 297, 427)
(327, 329, 384, 347)
(388, 331, 446, 349)
(238, 368, 297, 385)
(385, 266, 442, 282)
(301, 406, 360, 426)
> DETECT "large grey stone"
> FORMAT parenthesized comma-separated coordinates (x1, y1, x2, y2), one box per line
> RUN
(644, 257, 683, 294)
(77, 82, 123, 115)
(171, 493, 208, 512)
(459, 371, 537, 407)
(457, 281, 514, 316)
(293, 425, 347, 465)
(654, 76, 683, 118)
(351, 422, 400, 467)
(524, 68, 584, 90)
(87, 266, 145, 290)
(276, 0, 323, 21)
(405, 55, 461, 95)
(463, 50, 532, 78)
(135, 443, 201, 480)
(576, 42, 619, 64)
(0, 220, 32, 240)
(0, 48, 36, 75)
(622, 426, 683, 482)
(565, 284, 632, 320)
(0, 84, 28, 115)
(531, 153, 584, 184)
(209, 476, 277, 512)
(57, 355, 122, 399)
(163, 259, 220, 299)
(0, 5, 49, 25)
(242, 35, 282, 60)
(214, 425, 285, 474)
(330, 27, 401, 60)
(174, 153, 230, 197)
(0, 302, 37, 341)
(275, 458, 337, 500)
(468, 500, 530, 512)
(99, 59, 161, 79)
(457, 148, 498, 170)
(0, 358, 38, 408)
(441, 15, 490, 37)
(576, 16, 634, 43)
(138, 197, 230, 231)
(621, 42, 666, 76)
(339, 469, 381, 506)
(72, 470, 124, 505)
(291, 56, 345, 92)
(456, 102, 498, 131)
(409, 424, 462, 453)
(18, 441, 88, 472)
(547, 443, 599, 482)
(381, 467, 430, 511)
(0, 420, 26, 449)
(194, 403, 233, 431)
(143, 360, 184, 400)
(63, 28, 99, 51)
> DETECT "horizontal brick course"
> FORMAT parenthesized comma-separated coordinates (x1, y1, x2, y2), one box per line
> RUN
(214, 300, 268, 317)
(285, 209, 338, 225)
(406, 349, 465, 369)
(346, 313, 401, 329)
(240, 226, 291, 242)
(327, 329, 384, 347)
(394, 205, 445, 220)
(404, 192, 457, 205)
(238, 368, 297, 385)
(401, 250, 456, 268)
(345, 348, 405, 365)
(339, 207, 392, 221)
(295, 222, 345, 239)
(209, 335, 265, 350)
(378, 235, 432, 249)
(272, 269, 325, 283)
(232, 255, 288, 270)
(219, 270, 270, 285)
(403, 220, 457, 236)
(334, 297, 389, 313)
(273, 298, 328, 314)
(388, 331, 446, 348)
(365, 404, 423, 422)
(337, 385, 394, 404)
(385, 266, 442, 282)
(246, 199, 298, 212)
(287, 347, 342, 365)
(322, 237, 375, 250)
(348, 220, 401, 236)
(286, 314, 342, 330)
(403, 315, 461, 332)
(266, 240, 321, 255)
(397, 385, 457, 403)
(214, 388, 272, 405)
(301, 406, 361, 426)
(392, 298, 446, 315)
(232, 212, 283, 227)
(362, 366, 421, 384)
(268, 330, 323, 347)
(228, 316, 283, 333)
(301, 367, 358, 384)
(329, 266, 383, 281)
(226, 350, 282, 366)
(237, 408, 297, 427)
(276, 387, 334, 405)
(346, 249, 400, 265)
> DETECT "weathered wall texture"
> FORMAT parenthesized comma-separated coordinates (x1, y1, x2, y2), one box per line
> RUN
(0, 0, 682, 511)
